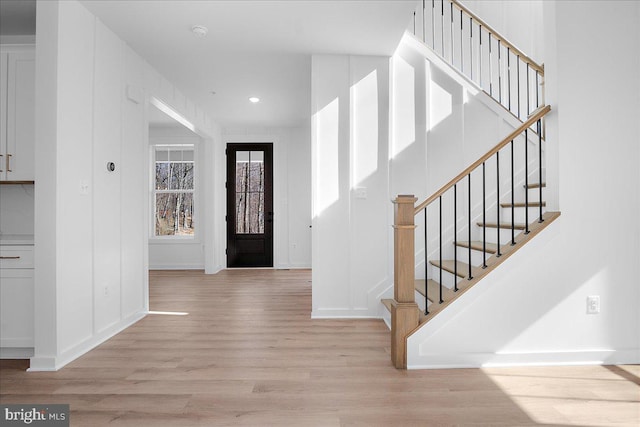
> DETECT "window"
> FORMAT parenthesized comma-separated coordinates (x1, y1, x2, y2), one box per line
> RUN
(153, 144, 195, 237)
(235, 150, 265, 234)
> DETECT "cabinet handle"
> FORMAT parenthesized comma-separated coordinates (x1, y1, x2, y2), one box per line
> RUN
(6, 154, 12, 172)
(0, 154, 3, 172)
(0, 256, 21, 259)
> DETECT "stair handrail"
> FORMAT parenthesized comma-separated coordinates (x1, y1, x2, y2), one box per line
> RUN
(415, 104, 550, 215)
(450, 0, 543, 75)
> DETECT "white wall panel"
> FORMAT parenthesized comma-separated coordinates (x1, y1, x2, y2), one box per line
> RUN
(92, 19, 123, 334)
(55, 0, 95, 353)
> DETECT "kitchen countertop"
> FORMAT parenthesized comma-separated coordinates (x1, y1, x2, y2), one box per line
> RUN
(0, 234, 35, 245)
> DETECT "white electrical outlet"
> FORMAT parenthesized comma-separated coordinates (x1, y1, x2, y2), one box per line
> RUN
(587, 295, 600, 314)
(103, 286, 109, 297)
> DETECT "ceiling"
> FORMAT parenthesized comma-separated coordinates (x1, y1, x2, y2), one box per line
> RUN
(1, 0, 416, 129)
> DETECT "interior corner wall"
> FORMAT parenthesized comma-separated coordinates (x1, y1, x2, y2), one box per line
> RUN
(311, 54, 391, 318)
(32, 0, 220, 370)
(408, 0, 640, 368)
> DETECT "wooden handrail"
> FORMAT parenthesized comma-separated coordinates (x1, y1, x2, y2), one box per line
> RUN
(414, 104, 551, 215)
(450, 0, 544, 75)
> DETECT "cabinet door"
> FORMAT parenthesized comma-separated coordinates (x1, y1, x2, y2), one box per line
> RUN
(5, 51, 35, 181)
(0, 52, 7, 179)
(0, 269, 34, 348)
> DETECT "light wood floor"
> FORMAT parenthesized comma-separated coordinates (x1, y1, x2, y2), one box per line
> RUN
(1, 269, 638, 426)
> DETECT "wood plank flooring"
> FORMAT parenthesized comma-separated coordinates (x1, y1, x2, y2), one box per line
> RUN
(1, 269, 638, 426)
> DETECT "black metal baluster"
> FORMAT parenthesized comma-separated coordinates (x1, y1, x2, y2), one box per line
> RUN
(507, 47, 511, 112)
(454, 184, 458, 291)
(460, 9, 464, 75)
(510, 139, 515, 245)
(525, 129, 530, 234)
(439, 196, 443, 303)
(538, 118, 544, 223)
(450, 2, 454, 65)
(536, 71, 540, 108)
(467, 174, 473, 279)
(469, 17, 473, 81)
(526, 63, 530, 116)
(498, 40, 502, 105)
(441, 0, 444, 55)
(488, 33, 493, 97)
(496, 151, 502, 257)
(424, 208, 429, 314)
(479, 25, 482, 89)
(517, 55, 521, 119)
(413, 11, 416, 35)
(482, 162, 487, 268)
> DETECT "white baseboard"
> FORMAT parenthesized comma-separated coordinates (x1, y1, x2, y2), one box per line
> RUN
(408, 349, 639, 370)
(148, 264, 204, 270)
(29, 312, 146, 372)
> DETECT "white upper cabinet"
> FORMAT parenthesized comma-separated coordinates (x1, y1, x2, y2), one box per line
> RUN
(1, 46, 35, 182)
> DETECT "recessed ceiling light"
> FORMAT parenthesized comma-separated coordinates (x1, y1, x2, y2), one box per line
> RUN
(191, 25, 208, 38)
(249, 97, 260, 103)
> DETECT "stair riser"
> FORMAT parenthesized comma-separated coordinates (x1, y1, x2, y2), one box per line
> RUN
(481, 226, 523, 245)
(500, 206, 546, 223)
(429, 264, 463, 289)
(524, 189, 544, 203)
(415, 290, 428, 312)
(455, 246, 491, 267)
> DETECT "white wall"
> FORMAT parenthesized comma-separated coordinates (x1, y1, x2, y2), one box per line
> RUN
(32, 0, 220, 371)
(408, 0, 640, 368)
(222, 125, 312, 269)
(148, 125, 205, 270)
(311, 55, 391, 318)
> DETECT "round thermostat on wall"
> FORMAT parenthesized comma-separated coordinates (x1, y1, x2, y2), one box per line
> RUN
(107, 162, 116, 172)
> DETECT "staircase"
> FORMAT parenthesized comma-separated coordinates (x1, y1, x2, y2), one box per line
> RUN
(384, 0, 561, 369)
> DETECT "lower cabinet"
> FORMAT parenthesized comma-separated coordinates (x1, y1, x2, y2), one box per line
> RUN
(0, 245, 34, 358)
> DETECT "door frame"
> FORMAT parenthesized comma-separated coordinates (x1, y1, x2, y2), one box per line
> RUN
(225, 142, 274, 268)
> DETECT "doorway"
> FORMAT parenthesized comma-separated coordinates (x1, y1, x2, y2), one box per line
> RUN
(226, 143, 273, 267)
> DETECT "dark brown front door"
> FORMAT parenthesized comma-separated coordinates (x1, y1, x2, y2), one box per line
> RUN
(226, 143, 273, 267)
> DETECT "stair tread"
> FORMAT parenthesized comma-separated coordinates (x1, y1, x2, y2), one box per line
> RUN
(455, 240, 497, 254)
(478, 221, 526, 230)
(415, 279, 455, 301)
(501, 201, 546, 208)
(381, 298, 393, 312)
(429, 260, 472, 278)
(525, 182, 546, 189)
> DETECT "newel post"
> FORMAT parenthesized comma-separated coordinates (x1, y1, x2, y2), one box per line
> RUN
(391, 195, 419, 369)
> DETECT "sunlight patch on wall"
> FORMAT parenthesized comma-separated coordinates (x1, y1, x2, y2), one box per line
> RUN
(314, 97, 340, 216)
(352, 70, 378, 187)
(429, 80, 452, 130)
(391, 56, 415, 158)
